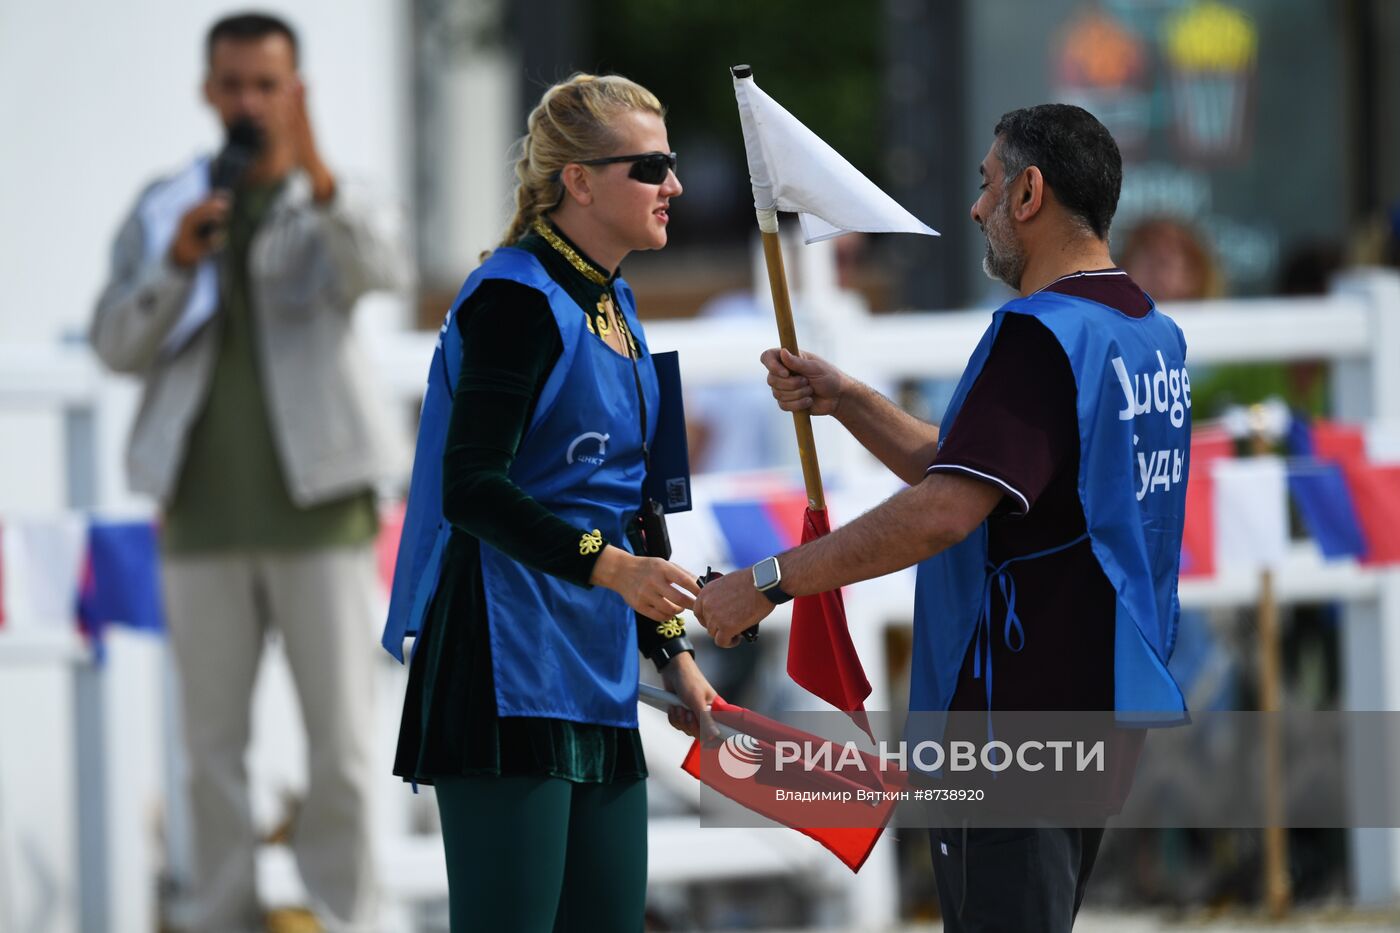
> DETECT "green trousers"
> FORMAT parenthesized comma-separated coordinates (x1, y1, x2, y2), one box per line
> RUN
(434, 775, 648, 932)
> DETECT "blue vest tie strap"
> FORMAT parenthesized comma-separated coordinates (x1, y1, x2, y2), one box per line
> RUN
(972, 531, 1091, 713)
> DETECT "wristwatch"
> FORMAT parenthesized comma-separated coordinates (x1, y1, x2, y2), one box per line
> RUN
(650, 635, 695, 672)
(752, 556, 793, 605)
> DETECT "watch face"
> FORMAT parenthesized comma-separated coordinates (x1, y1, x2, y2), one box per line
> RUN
(753, 557, 780, 590)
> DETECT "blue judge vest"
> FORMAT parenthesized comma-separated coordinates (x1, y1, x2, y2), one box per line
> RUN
(910, 291, 1191, 719)
(382, 248, 659, 728)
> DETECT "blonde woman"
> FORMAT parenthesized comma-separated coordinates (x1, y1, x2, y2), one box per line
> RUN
(387, 74, 717, 930)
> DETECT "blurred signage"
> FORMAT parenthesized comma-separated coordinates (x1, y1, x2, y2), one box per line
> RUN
(1164, 0, 1259, 164)
(1055, 10, 1152, 157)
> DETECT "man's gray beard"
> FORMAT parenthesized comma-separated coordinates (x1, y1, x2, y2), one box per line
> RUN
(980, 193, 1026, 290)
(982, 236, 1026, 291)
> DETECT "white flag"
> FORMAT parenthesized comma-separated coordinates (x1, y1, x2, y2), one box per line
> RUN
(2, 515, 88, 631)
(733, 70, 939, 244)
(1213, 456, 1288, 572)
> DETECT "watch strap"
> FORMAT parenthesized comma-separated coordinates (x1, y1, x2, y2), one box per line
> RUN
(759, 584, 793, 605)
(753, 556, 793, 605)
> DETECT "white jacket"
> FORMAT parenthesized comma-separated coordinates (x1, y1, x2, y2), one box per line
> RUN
(90, 166, 409, 506)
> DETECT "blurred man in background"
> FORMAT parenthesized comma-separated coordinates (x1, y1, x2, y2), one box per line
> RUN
(90, 12, 406, 932)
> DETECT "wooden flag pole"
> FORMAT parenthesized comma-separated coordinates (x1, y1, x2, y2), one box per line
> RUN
(759, 226, 827, 512)
(1258, 566, 1291, 918)
(732, 63, 826, 512)
(1249, 418, 1291, 918)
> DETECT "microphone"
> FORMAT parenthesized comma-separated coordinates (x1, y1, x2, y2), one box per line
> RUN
(198, 118, 265, 240)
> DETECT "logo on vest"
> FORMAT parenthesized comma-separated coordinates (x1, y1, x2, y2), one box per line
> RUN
(566, 431, 610, 466)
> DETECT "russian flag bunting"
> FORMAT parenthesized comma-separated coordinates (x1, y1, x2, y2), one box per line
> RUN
(1177, 418, 1400, 575)
(2, 418, 1398, 648)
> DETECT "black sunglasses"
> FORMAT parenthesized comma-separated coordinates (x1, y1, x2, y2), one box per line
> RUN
(577, 151, 677, 184)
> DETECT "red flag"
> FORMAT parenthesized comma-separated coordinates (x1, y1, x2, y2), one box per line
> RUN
(787, 507, 872, 723)
(1345, 463, 1400, 564)
(1312, 421, 1367, 462)
(680, 698, 898, 872)
(1180, 428, 1234, 577)
(1311, 421, 1400, 564)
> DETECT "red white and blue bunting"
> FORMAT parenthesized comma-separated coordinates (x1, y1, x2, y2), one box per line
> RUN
(2, 420, 1398, 646)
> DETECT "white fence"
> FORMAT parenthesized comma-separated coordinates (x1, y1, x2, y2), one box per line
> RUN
(1, 260, 1399, 931)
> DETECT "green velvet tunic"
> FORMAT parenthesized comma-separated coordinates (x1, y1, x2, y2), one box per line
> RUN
(394, 223, 673, 785)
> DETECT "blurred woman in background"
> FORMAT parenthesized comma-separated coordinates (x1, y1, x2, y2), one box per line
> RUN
(1120, 216, 1222, 303)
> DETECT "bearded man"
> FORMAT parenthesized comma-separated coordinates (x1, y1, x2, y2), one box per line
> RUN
(696, 104, 1192, 931)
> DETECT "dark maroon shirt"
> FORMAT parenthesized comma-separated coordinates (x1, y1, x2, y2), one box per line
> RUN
(929, 270, 1152, 713)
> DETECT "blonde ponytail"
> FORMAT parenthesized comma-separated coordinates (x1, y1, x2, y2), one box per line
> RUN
(499, 73, 664, 247)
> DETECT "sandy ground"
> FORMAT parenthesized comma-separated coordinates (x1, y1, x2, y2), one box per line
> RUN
(744, 910, 1400, 933)
(1072, 909, 1400, 931)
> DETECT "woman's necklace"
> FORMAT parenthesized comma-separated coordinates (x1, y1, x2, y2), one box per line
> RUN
(533, 217, 637, 358)
(592, 294, 638, 358)
(532, 217, 608, 286)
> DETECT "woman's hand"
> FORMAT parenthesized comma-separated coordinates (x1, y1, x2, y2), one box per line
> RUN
(589, 545, 700, 621)
(762, 347, 849, 417)
(660, 652, 721, 742)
